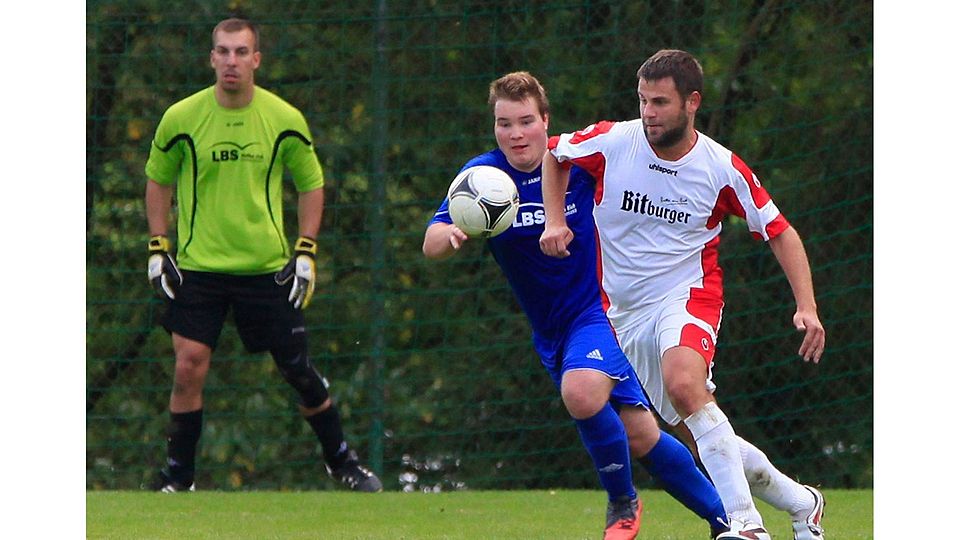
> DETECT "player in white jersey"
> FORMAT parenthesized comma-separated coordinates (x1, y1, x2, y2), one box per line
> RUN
(540, 50, 826, 540)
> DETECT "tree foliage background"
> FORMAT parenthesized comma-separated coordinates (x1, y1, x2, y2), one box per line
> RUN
(87, 0, 872, 491)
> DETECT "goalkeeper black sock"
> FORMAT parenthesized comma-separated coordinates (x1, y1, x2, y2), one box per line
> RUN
(166, 408, 203, 483)
(305, 405, 349, 468)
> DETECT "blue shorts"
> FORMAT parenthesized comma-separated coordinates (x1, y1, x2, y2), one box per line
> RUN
(537, 310, 650, 409)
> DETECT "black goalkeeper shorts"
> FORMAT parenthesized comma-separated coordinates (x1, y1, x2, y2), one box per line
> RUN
(161, 270, 306, 353)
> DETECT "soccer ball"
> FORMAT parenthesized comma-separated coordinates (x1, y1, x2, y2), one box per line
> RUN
(446, 165, 519, 238)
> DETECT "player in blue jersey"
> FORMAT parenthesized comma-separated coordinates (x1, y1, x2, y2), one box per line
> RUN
(423, 72, 730, 540)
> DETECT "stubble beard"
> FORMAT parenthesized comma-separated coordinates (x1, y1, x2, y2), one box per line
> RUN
(645, 117, 688, 151)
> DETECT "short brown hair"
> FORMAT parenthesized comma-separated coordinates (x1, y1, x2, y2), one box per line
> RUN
(636, 49, 703, 99)
(488, 71, 550, 117)
(212, 18, 260, 51)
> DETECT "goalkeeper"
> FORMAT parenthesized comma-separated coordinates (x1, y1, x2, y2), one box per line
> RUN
(143, 17, 380, 493)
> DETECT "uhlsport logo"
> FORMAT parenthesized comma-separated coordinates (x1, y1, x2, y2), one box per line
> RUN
(649, 162, 678, 176)
(619, 191, 692, 224)
(210, 141, 264, 163)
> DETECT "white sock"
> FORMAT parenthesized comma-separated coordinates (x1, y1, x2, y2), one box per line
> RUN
(684, 402, 763, 526)
(738, 436, 816, 519)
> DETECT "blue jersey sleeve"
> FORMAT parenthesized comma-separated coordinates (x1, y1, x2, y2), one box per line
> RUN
(427, 198, 453, 227)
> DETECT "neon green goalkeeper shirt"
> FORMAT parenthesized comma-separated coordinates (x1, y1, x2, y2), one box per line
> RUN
(145, 86, 324, 274)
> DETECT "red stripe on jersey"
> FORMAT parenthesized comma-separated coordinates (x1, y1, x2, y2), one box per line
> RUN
(710, 174, 790, 241)
(680, 323, 716, 366)
(731, 152, 771, 209)
(765, 213, 791, 239)
(568, 120, 616, 144)
(568, 152, 607, 205)
(686, 235, 723, 332)
(594, 224, 613, 316)
(707, 185, 745, 229)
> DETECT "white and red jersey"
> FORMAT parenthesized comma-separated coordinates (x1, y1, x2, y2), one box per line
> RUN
(550, 119, 790, 333)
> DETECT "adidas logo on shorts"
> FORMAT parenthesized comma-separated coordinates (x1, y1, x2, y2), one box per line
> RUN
(586, 349, 604, 361)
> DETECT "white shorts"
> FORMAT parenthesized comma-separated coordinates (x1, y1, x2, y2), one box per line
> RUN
(614, 289, 723, 426)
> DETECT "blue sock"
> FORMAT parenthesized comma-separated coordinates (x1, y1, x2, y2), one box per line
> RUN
(639, 430, 727, 532)
(574, 404, 636, 502)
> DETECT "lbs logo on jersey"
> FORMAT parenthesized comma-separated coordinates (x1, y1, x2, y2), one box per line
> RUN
(210, 142, 264, 163)
(513, 205, 545, 227)
(212, 149, 239, 162)
(511, 202, 578, 229)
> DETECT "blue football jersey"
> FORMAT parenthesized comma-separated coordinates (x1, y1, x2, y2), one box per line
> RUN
(428, 148, 607, 359)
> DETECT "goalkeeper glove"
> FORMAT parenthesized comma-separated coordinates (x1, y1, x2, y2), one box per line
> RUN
(274, 236, 317, 309)
(147, 235, 182, 300)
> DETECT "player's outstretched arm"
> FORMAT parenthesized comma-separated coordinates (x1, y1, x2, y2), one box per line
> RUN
(769, 226, 825, 363)
(423, 222, 470, 260)
(539, 150, 573, 258)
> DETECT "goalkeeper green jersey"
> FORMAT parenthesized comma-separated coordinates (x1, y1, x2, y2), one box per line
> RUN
(145, 86, 324, 274)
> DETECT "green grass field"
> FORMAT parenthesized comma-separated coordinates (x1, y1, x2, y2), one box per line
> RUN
(87, 489, 872, 539)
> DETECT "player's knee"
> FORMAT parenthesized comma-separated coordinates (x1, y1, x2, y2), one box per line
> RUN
(298, 397, 333, 417)
(173, 350, 209, 385)
(662, 347, 709, 401)
(561, 385, 606, 419)
(628, 429, 660, 457)
(665, 374, 694, 400)
(561, 370, 615, 419)
(663, 371, 710, 415)
(669, 389, 711, 419)
(623, 410, 660, 457)
(270, 344, 330, 409)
